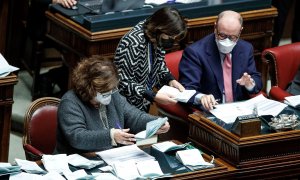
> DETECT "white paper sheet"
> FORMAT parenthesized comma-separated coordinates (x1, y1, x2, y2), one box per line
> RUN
(96, 145, 154, 166)
(0, 53, 19, 77)
(210, 95, 287, 123)
(158, 85, 196, 103)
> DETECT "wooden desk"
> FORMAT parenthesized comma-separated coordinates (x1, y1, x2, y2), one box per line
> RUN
(187, 112, 300, 179)
(0, 74, 18, 162)
(46, 7, 277, 91)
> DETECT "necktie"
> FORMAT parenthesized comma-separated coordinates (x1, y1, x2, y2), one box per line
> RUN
(223, 53, 233, 102)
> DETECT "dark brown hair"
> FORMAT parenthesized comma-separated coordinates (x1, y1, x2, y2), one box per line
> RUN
(144, 7, 187, 44)
(72, 55, 119, 102)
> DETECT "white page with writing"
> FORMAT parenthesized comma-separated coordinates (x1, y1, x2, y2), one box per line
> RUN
(210, 102, 252, 123)
(96, 145, 154, 166)
(237, 94, 287, 116)
(210, 95, 287, 123)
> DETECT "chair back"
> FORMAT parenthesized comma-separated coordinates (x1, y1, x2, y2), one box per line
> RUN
(262, 42, 300, 89)
(165, 50, 183, 80)
(157, 50, 190, 142)
(23, 97, 60, 161)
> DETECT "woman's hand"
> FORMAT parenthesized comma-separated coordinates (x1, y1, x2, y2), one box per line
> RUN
(114, 128, 136, 145)
(154, 93, 177, 105)
(156, 121, 170, 134)
(169, 80, 185, 92)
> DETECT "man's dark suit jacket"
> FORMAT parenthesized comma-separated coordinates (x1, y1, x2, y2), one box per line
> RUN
(179, 33, 263, 105)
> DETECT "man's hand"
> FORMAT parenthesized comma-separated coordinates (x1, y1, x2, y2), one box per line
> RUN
(169, 80, 185, 92)
(200, 94, 218, 111)
(236, 72, 255, 90)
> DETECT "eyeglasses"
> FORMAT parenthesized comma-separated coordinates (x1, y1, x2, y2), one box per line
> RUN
(99, 88, 119, 98)
(216, 29, 240, 42)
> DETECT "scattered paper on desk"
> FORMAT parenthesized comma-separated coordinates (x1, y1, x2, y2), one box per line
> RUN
(0, 162, 11, 167)
(99, 165, 113, 172)
(210, 95, 287, 123)
(92, 172, 119, 180)
(9, 172, 44, 180)
(42, 154, 71, 174)
(0, 53, 19, 77)
(112, 160, 140, 180)
(15, 158, 46, 174)
(112, 159, 163, 180)
(67, 154, 104, 169)
(136, 159, 163, 178)
(284, 95, 300, 109)
(43, 171, 65, 180)
(152, 141, 187, 153)
(135, 117, 168, 139)
(96, 144, 154, 166)
(0, 162, 21, 176)
(63, 169, 91, 180)
(176, 149, 212, 167)
(158, 85, 196, 103)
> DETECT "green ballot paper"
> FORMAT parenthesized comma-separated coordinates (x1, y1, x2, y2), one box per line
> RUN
(135, 117, 168, 139)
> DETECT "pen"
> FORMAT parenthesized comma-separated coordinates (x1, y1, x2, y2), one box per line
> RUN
(213, 99, 220, 109)
(116, 121, 123, 131)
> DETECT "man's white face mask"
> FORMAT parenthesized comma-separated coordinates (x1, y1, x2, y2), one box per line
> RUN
(95, 93, 111, 105)
(215, 37, 237, 54)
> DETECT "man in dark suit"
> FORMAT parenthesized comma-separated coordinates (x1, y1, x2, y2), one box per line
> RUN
(179, 10, 262, 111)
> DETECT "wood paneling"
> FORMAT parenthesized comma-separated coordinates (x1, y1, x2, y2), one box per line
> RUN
(46, 7, 277, 92)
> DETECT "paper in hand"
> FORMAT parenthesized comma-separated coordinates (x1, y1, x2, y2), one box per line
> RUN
(135, 117, 168, 139)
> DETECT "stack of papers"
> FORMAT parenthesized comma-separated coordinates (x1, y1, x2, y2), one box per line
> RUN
(284, 95, 300, 109)
(152, 141, 189, 153)
(112, 159, 163, 180)
(157, 85, 196, 103)
(15, 158, 46, 174)
(135, 117, 168, 140)
(0, 53, 19, 77)
(42, 154, 71, 174)
(175, 149, 213, 167)
(67, 154, 104, 169)
(0, 163, 21, 176)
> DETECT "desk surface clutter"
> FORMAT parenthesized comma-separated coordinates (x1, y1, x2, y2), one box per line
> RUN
(2, 142, 217, 179)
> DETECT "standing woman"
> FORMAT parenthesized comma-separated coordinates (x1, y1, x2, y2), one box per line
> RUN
(114, 7, 187, 112)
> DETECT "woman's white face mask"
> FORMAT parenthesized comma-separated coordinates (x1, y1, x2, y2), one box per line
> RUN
(215, 38, 237, 54)
(95, 93, 111, 105)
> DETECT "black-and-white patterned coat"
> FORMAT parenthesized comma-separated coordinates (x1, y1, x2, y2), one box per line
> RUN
(114, 21, 174, 111)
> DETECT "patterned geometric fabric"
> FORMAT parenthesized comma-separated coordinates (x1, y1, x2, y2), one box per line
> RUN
(114, 21, 172, 111)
